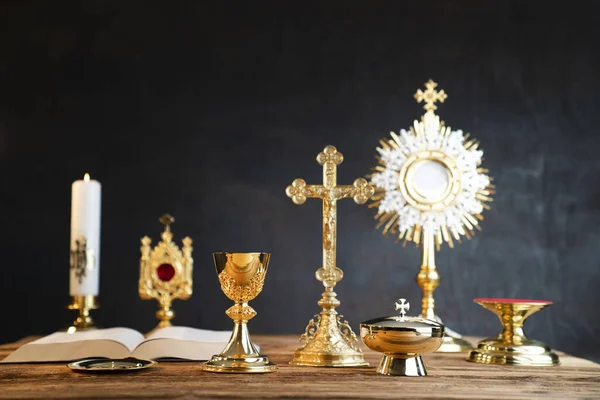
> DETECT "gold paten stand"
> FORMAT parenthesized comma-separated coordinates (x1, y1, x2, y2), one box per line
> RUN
(418, 229, 471, 352)
(286, 145, 373, 367)
(66, 295, 98, 333)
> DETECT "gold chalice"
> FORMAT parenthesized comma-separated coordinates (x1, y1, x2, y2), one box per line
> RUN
(467, 298, 560, 366)
(203, 252, 276, 373)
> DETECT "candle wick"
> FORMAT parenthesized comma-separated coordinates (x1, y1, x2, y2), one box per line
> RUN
(84, 173, 90, 182)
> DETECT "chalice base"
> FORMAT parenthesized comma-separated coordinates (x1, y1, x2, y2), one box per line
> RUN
(203, 355, 276, 373)
(377, 355, 427, 376)
(467, 338, 560, 366)
(202, 322, 276, 374)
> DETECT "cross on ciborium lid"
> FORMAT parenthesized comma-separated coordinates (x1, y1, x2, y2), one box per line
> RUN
(395, 298, 410, 321)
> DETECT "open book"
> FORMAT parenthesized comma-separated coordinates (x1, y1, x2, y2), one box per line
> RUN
(1, 327, 232, 363)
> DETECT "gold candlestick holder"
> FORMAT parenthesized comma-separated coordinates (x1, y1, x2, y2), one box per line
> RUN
(139, 214, 193, 334)
(66, 295, 98, 334)
(286, 145, 374, 367)
(467, 298, 559, 366)
(203, 252, 276, 373)
(67, 236, 99, 333)
(368, 80, 494, 352)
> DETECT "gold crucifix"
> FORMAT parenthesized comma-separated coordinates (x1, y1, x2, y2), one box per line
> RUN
(285, 145, 374, 367)
(414, 79, 448, 112)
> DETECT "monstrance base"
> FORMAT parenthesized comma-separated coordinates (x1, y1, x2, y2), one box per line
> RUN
(437, 335, 473, 353)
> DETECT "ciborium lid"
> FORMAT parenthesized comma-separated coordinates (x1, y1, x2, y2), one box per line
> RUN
(361, 298, 444, 336)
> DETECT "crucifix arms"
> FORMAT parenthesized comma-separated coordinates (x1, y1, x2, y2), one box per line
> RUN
(285, 146, 374, 205)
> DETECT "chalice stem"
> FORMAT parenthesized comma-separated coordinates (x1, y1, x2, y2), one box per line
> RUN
(221, 318, 259, 357)
(417, 228, 439, 320)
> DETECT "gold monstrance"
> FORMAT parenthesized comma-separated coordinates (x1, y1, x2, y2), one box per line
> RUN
(286, 145, 374, 367)
(139, 214, 193, 334)
(368, 81, 494, 352)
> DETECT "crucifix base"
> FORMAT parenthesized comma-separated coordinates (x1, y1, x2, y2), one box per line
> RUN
(290, 290, 368, 367)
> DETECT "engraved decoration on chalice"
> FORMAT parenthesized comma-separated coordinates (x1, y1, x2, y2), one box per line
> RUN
(368, 80, 494, 352)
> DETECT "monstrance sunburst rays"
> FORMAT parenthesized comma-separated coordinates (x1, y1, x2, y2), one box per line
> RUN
(367, 80, 495, 352)
(368, 80, 494, 249)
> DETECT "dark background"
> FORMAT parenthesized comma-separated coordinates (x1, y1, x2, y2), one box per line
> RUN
(1, 1, 599, 361)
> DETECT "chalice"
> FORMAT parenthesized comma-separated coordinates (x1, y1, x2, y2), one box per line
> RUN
(203, 252, 276, 373)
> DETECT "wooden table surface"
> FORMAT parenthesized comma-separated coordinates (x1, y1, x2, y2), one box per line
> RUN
(0, 335, 599, 399)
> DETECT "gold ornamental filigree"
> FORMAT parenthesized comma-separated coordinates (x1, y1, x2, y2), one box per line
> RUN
(368, 80, 494, 352)
(286, 145, 373, 367)
(139, 214, 193, 334)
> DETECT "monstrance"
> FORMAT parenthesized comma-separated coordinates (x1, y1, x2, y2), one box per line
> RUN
(368, 80, 494, 352)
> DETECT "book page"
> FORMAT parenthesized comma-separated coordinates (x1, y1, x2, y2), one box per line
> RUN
(33, 328, 145, 352)
(1, 328, 145, 363)
(132, 326, 232, 360)
(144, 326, 231, 343)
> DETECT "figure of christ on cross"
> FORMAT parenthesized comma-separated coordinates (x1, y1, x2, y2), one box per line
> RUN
(285, 145, 374, 367)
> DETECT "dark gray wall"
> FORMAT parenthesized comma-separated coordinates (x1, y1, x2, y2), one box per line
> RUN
(1, 1, 599, 361)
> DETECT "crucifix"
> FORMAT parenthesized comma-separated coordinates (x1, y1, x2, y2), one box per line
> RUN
(286, 145, 374, 367)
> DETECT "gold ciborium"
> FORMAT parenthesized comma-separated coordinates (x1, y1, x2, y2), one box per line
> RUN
(360, 299, 444, 376)
(203, 252, 276, 373)
(467, 298, 560, 366)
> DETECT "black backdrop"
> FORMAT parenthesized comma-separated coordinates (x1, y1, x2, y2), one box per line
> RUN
(1, 1, 599, 361)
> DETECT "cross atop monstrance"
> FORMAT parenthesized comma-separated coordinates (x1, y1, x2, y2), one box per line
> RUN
(414, 79, 448, 112)
(286, 145, 374, 367)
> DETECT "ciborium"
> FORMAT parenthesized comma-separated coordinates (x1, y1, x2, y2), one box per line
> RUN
(467, 298, 560, 366)
(368, 80, 494, 352)
(360, 299, 444, 376)
(203, 252, 276, 373)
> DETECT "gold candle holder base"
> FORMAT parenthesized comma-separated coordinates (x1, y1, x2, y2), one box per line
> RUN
(467, 298, 560, 366)
(203, 252, 276, 374)
(66, 295, 98, 334)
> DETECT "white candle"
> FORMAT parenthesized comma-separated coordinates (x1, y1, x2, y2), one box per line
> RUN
(69, 173, 102, 296)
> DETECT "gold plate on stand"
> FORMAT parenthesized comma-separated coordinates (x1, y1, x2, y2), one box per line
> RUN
(68, 357, 157, 372)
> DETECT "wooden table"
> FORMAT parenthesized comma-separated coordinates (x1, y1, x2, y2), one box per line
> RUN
(1, 335, 599, 399)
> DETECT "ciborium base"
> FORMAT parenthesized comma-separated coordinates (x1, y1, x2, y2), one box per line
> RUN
(467, 339, 559, 366)
(377, 355, 427, 376)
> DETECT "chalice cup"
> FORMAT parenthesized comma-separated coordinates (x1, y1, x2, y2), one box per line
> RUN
(203, 252, 276, 373)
